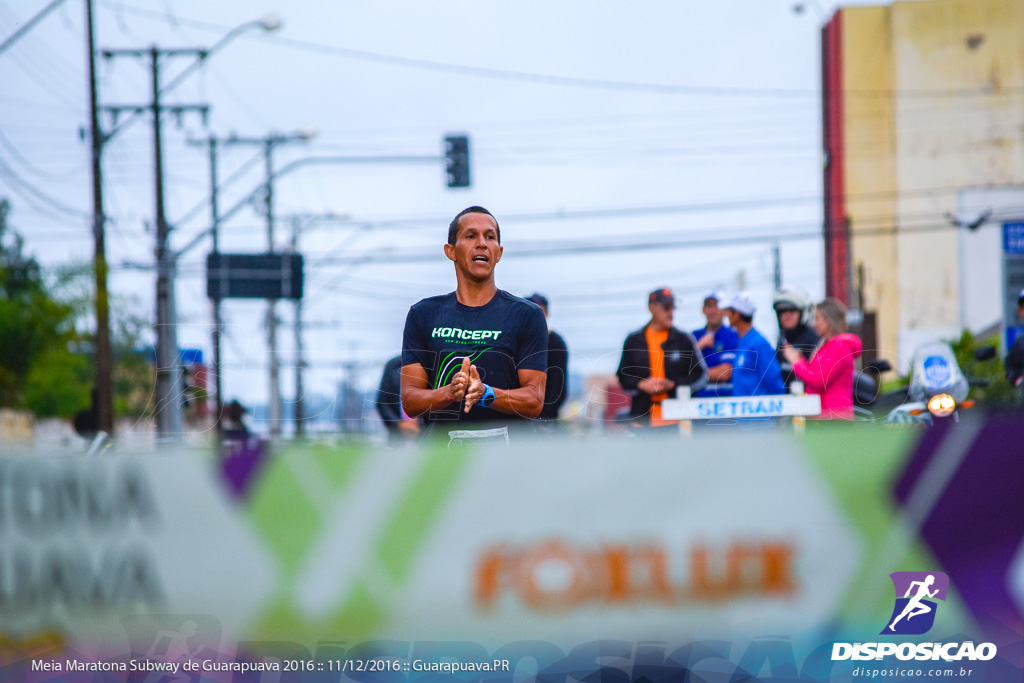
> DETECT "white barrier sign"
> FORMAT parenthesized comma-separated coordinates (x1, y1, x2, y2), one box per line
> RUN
(661, 394, 821, 420)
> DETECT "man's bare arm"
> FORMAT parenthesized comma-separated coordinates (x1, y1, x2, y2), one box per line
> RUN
(464, 367, 546, 419)
(400, 361, 467, 418)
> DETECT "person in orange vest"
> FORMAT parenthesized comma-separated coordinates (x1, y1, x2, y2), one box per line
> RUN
(616, 288, 708, 427)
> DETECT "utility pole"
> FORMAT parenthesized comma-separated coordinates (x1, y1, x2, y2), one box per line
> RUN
(78, 17, 278, 442)
(187, 135, 224, 433)
(209, 136, 222, 432)
(102, 46, 209, 440)
(265, 138, 280, 439)
(84, 0, 112, 436)
(291, 216, 305, 439)
(220, 130, 314, 439)
(279, 211, 349, 438)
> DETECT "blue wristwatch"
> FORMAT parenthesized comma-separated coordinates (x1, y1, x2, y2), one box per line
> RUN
(480, 384, 496, 408)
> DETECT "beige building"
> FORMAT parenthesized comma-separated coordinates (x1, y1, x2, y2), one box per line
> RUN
(823, 0, 1024, 369)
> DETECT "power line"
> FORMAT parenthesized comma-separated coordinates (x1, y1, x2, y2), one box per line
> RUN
(97, 1, 1024, 100)
(206, 63, 274, 129)
(0, 94, 80, 113)
(218, 179, 1024, 237)
(300, 219, 961, 268)
(151, 217, 964, 280)
(0, 152, 90, 219)
(308, 103, 817, 142)
(0, 129, 86, 180)
(1, 51, 83, 109)
(169, 146, 267, 230)
(0, 0, 66, 56)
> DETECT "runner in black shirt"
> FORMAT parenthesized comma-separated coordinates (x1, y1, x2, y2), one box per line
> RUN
(401, 207, 547, 432)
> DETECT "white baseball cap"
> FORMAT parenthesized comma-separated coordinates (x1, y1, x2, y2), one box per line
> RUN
(725, 291, 757, 317)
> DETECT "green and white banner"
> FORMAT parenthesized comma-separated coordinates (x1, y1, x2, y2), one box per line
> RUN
(1, 420, 1020, 683)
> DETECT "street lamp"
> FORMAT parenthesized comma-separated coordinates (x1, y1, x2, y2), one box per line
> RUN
(102, 16, 284, 143)
(256, 14, 284, 32)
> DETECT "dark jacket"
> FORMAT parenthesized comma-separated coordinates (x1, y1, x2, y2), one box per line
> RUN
(375, 356, 404, 430)
(775, 323, 820, 389)
(540, 330, 569, 419)
(616, 325, 708, 421)
(1006, 332, 1024, 399)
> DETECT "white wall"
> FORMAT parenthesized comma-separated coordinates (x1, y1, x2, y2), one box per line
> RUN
(957, 186, 1024, 335)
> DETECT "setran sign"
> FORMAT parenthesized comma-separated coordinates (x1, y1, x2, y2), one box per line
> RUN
(661, 394, 821, 420)
(206, 252, 303, 300)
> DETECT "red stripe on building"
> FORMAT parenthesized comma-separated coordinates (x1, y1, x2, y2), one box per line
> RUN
(822, 11, 850, 305)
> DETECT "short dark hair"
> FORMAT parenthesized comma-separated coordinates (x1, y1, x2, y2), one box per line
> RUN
(525, 293, 548, 311)
(448, 206, 500, 246)
(730, 310, 753, 324)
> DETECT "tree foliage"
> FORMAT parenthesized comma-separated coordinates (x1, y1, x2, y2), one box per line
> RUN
(950, 329, 1019, 408)
(0, 200, 80, 412)
(0, 200, 156, 419)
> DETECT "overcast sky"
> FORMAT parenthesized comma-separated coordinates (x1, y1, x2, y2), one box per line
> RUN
(0, 0, 885, 407)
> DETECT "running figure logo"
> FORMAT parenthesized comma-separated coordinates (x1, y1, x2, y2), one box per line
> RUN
(881, 571, 949, 635)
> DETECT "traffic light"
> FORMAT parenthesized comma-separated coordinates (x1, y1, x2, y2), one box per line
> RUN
(445, 134, 470, 188)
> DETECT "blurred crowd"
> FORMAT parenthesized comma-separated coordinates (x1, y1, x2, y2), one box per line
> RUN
(376, 284, 868, 439)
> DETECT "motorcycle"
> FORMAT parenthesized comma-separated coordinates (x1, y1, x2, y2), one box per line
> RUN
(884, 342, 992, 425)
(852, 357, 898, 422)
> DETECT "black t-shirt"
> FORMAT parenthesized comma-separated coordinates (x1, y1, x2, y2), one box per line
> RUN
(402, 289, 548, 424)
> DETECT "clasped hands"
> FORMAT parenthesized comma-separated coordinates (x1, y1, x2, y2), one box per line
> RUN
(446, 357, 487, 413)
(638, 376, 675, 394)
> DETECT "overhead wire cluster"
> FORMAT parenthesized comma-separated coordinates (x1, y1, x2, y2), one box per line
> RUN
(4, 0, 1022, 395)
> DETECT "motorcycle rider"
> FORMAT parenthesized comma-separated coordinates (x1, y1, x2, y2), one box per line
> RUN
(773, 286, 819, 390)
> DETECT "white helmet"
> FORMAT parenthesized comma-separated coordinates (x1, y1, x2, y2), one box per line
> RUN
(772, 286, 814, 326)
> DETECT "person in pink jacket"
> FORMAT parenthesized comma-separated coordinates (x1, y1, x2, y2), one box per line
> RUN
(781, 297, 862, 419)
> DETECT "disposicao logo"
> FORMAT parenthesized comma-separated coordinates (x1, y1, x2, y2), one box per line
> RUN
(882, 571, 948, 635)
(831, 571, 998, 662)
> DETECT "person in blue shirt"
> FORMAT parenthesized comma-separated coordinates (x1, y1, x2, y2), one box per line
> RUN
(692, 290, 739, 397)
(723, 292, 786, 397)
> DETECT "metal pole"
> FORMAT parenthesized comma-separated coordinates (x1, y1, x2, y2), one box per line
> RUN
(206, 132, 314, 438)
(292, 217, 305, 439)
(208, 135, 224, 435)
(85, 0, 113, 436)
(265, 140, 281, 438)
(151, 46, 183, 440)
(773, 243, 782, 290)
